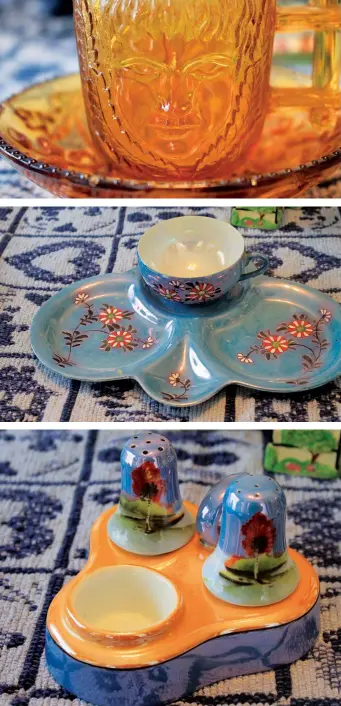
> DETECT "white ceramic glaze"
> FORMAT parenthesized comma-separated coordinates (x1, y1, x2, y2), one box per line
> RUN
(138, 216, 244, 278)
(68, 565, 180, 637)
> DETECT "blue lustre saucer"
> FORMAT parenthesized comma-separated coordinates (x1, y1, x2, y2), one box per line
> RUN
(30, 268, 341, 407)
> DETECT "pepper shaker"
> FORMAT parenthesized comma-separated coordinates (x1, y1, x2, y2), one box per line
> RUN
(202, 475, 299, 606)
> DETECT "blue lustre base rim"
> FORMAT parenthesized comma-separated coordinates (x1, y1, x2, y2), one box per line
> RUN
(45, 595, 320, 706)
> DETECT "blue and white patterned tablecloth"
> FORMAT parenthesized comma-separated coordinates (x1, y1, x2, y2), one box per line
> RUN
(1, 205, 341, 422)
(1, 1, 341, 198)
(0, 429, 341, 706)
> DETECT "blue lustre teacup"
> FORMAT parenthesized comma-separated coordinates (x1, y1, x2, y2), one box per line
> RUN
(137, 216, 268, 305)
(202, 475, 299, 606)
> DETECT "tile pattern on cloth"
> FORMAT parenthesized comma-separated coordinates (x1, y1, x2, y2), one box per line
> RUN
(1, 206, 341, 422)
(1, 0, 341, 198)
(0, 429, 340, 706)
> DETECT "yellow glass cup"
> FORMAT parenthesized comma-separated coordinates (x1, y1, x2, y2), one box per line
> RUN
(73, 0, 276, 180)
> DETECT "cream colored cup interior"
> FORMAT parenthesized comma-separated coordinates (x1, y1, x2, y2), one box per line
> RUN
(138, 216, 244, 278)
(70, 565, 179, 634)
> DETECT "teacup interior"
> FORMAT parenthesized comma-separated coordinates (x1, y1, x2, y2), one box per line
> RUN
(138, 216, 244, 278)
(70, 565, 179, 634)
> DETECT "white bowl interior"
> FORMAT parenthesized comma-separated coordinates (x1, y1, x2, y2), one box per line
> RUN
(70, 565, 179, 634)
(138, 216, 244, 278)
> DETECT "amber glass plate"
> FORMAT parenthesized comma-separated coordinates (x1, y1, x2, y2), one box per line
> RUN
(0, 73, 341, 197)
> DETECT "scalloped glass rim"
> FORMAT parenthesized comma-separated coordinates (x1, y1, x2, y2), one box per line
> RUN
(0, 73, 341, 195)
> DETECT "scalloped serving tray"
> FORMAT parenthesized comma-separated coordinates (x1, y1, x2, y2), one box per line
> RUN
(30, 269, 341, 406)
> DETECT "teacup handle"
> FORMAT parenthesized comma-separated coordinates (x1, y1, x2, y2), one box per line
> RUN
(240, 252, 268, 281)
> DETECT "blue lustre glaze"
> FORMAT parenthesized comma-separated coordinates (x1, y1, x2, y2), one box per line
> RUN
(30, 269, 341, 406)
(120, 432, 182, 515)
(202, 475, 299, 606)
(45, 600, 320, 706)
(137, 250, 268, 305)
(108, 432, 196, 555)
(196, 473, 248, 547)
(219, 475, 287, 557)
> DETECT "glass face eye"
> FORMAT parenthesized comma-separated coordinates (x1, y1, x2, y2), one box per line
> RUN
(121, 60, 163, 80)
(195, 63, 225, 78)
(186, 56, 232, 80)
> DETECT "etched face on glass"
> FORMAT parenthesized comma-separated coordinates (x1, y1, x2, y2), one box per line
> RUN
(110, 33, 235, 165)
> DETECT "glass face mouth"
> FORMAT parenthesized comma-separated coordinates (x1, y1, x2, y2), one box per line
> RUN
(151, 122, 201, 131)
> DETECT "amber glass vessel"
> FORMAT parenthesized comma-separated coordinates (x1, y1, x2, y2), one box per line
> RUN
(73, 0, 276, 180)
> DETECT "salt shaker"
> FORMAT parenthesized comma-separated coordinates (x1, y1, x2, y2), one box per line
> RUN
(108, 432, 196, 555)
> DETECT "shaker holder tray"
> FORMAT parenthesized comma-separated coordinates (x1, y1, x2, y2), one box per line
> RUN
(46, 503, 320, 706)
